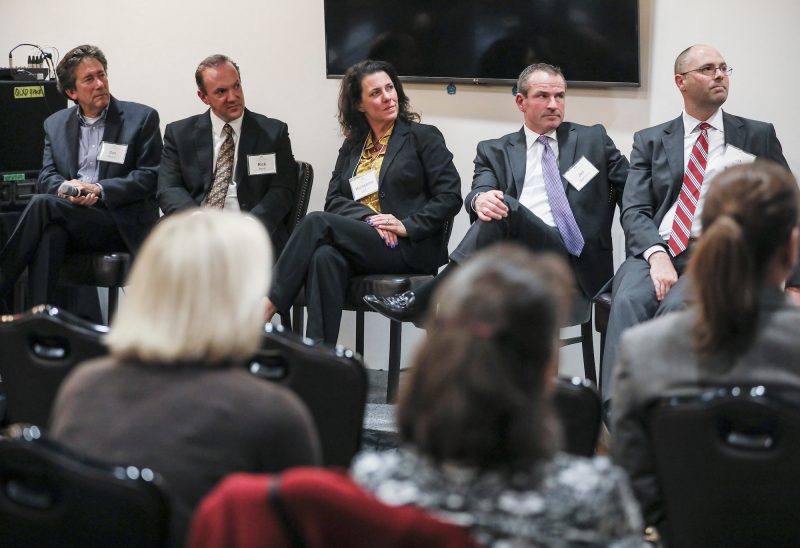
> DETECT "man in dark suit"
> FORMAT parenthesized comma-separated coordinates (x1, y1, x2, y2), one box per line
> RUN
(365, 63, 629, 324)
(157, 54, 296, 253)
(602, 44, 791, 403)
(0, 44, 161, 308)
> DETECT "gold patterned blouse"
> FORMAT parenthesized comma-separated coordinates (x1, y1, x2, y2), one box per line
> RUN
(354, 125, 394, 213)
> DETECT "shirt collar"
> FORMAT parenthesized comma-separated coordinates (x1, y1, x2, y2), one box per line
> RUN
(523, 124, 558, 150)
(77, 106, 108, 127)
(682, 108, 725, 136)
(210, 109, 244, 139)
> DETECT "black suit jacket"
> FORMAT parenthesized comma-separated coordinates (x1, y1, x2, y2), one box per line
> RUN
(463, 123, 629, 297)
(621, 111, 789, 258)
(157, 109, 296, 250)
(38, 96, 162, 253)
(325, 119, 462, 273)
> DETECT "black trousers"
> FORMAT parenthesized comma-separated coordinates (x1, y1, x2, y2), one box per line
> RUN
(450, 196, 567, 264)
(411, 198, 568, 308)
(0, 194, 126, 306)
(270, 211, 423, 344)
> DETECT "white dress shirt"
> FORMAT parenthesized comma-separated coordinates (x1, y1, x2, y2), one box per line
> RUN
(210, 110, 243, 212)
(518, 125, 559, 227)
(644, 108, 726, 261)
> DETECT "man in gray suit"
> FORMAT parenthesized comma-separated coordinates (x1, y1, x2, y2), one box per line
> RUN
(602, 44, 790, 403)
(0, 44, 161, 308)
(364, 63, 629, 324)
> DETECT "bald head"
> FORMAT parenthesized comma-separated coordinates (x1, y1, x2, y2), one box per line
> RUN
(675, 44, 722, 75)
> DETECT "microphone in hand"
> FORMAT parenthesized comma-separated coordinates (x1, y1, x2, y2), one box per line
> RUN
(58, 182, 82, 197)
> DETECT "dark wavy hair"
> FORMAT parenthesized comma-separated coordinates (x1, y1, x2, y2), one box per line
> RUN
(689, 161, 799, 354)
(397, 244, 571, 471)
(337, 59, 419, 144)
(56, 44, 107, 99)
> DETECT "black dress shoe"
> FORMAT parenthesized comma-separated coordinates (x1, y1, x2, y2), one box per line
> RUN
(363, 290, 422, 323)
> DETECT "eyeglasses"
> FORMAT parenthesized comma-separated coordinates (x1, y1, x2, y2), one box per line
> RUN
(680, 64, 733, 77)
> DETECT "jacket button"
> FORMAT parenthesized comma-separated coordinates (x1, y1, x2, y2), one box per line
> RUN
(379, 192, 385, 198)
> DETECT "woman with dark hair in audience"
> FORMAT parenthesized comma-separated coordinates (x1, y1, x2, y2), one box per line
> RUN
(352, 244, 644, 546)
(265, 59, 462, 344)
(49, 210, 321, 545)
(612, 161, 800, 530)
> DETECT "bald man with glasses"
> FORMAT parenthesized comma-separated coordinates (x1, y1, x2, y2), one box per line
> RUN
(602, 44, 792, 406)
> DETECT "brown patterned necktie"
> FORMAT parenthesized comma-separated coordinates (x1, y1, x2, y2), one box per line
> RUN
(205, 123, 234, 209)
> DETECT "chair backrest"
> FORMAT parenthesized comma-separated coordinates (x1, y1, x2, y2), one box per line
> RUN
(553, 376, 601, 457)
(248, 324, 367, 467)
(285, 161, 314, 235)
(0, 423, 169, 547)
(648, 386, 800, 547)
(0, 305, 108, 426)
(189, 470, 478, 548)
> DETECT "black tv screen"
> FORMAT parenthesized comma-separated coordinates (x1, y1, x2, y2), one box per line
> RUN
(325, 0, 640, 87)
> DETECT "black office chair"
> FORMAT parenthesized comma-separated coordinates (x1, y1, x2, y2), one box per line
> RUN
(247, 323, 367, 467)
(559, 296, 597, 386)
(59, 251, 131, 324)
(553, 376, 601, 457)
(0, 423, 169, 547)
(649, 385, 800, 547)
(0, 305, 107, 427)
(290, 220, 453, 402)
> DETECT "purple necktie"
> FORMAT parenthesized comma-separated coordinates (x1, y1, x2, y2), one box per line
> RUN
(538, 135, 585, 256)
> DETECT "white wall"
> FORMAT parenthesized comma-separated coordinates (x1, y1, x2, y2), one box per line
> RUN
(3, 0, 798, 371)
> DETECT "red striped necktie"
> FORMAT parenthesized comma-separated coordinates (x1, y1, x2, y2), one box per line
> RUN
(668, 122, 711, 257)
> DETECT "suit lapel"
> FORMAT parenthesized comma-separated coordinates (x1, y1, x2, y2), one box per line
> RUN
(509, 128, 526, 198)
(661, 115, 685, 200)
(722, 111, 746, 151)
(235, 109, 256, 183)
(98, 98, 122, 180)
(64, 106, 80, 179)
(195, 111, 215, 192)
(556, 123, 577, 191)
(379, 119, 409, 187)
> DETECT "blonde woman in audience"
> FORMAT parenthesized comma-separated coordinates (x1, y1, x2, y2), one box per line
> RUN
(49, 210, 321, 545)
(613, 161, 800, 531)
(352, 244, 644, 547)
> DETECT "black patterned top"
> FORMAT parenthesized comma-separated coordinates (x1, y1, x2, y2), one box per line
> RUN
(352, 448, 645, 547)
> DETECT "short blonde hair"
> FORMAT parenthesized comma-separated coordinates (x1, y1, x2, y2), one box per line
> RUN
(107, 210, 272, 364)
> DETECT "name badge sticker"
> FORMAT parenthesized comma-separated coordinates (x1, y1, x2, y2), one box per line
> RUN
(97, 142, 128, 164)
(248, 153, 277, 176)
(722, 144, 756, 167)
(349, 171, 379, 200)
(564, 156, 599, 191)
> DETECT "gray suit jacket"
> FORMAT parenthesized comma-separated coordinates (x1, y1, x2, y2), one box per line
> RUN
(38, 96, 162, 253)
(157, 108, 296, 251)
(621, 111, 789, 258)
(611, 287, 800, 526)
(463, 122, 629, 297)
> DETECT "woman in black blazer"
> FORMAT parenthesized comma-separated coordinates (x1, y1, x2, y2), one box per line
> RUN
(266, 60, 462, 344)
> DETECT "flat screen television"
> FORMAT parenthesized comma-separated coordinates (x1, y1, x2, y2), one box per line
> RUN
(325, 0, 640, 87)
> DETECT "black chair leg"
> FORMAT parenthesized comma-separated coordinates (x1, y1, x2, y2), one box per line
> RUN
(107, 287, 119, 325)
(355, 310, 365, 356)
(581, 319, 597, 385)
(387, 320, 402, 402)
(599, 333, 607, 392)
(291, 306, 305, 336)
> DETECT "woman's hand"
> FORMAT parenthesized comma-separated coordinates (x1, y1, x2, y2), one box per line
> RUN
(366, 214, 407, 247)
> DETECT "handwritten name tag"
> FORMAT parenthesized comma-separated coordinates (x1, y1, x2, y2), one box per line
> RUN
(247, 153, 277, 175)
(563, 156, 599, 191)
(349, 171, 379, 200)
(97, 142, 128, 164)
